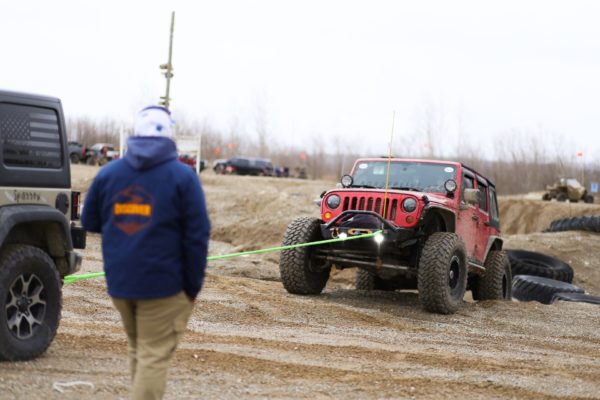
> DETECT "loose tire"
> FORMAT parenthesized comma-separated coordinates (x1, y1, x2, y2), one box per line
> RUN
(551, 292, 600, 305)
(0, 245, 61, 361)
(418, 232, 467, 314)
(506, 250, 573, 283)
(512, 275, 583, 305)
(355, 269, 397, 291)
(472, 250, 512, 300)
(279, 217, 330, 295)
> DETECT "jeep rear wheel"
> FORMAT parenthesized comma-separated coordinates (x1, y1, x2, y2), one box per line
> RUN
(417, 232, 467, 314)
(472, 251, 512, 300)
(279, 217, 330, 294)
(0, 245, 61, 361)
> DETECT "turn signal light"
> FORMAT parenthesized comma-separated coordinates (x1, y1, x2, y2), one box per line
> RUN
(323, 211, 333, 221)
(406, 215, 414, 224)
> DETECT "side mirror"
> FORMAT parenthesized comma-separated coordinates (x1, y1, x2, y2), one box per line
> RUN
(464, 188, 480, 205)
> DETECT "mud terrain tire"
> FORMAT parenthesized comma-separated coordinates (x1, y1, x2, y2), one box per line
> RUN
(472, 251, 512, 300)
(551, 292, 600, 305)
(556, 193, 568, 202)
(584, 195, 594, 204)
(418, 232, 467, 314)
(0, 245, 61, 361)
(355, 269, 397, 291)
(506, 250, 573, 283)
(512, 275, 583, 305)
(548, 215, 600, 233)
(280, 217, 330, 295)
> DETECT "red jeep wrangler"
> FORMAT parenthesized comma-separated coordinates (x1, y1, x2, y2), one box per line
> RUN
(279, 158, 511, 314)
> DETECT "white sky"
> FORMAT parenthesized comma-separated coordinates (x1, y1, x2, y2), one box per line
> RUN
(2, 1, 600, 159)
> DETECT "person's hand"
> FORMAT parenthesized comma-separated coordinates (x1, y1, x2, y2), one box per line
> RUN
(187, 295, 196, 304)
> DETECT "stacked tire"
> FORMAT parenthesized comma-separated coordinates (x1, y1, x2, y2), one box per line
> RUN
(547, 215, 600, 233)
(507, 249, 597, 305)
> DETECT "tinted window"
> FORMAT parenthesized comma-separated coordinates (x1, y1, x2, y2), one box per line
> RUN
(489, 186, 499, 223)
(0, 103, 62, 168)
(477, 180, 488, 212)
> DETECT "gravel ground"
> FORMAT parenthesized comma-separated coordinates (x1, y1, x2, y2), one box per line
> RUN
(0, 165, 598, 399)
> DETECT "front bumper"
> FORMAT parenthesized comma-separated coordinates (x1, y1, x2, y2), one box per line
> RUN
(320, 210, 418, 246)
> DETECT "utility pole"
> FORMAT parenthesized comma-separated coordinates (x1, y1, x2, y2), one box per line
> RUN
(159, 11, 175, 109)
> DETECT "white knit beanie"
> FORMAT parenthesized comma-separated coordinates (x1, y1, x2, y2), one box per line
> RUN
(133, 106, 175, 138)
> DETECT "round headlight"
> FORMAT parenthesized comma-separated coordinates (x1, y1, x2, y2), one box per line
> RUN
(444, 179, 457, 193)
(326, 194, 341, 209)
(341, 174, 353, 188)
(402, 197, 417, 213)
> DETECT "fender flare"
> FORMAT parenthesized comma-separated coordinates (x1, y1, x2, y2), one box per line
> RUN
(0, 205, 73, 250)
(483, 235, 503, 262)
(420, 205, 456, 232)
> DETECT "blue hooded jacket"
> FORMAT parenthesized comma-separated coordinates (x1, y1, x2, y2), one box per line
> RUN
(82, 136, 211, 300)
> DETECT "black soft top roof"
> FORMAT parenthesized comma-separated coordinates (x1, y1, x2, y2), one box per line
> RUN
(0, 89, 60, 103)
(461, 163, 495, 188)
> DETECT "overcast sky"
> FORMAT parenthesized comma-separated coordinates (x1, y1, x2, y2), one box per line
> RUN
(2, 1, 600, 159)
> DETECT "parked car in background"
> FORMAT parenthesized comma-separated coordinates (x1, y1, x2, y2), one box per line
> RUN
(86, 143, 118, 166)
(178, 154, 206, 172)
(213, 158, 228, 174)
(225, 157, 274, 176)
(68, 141, 87, 164)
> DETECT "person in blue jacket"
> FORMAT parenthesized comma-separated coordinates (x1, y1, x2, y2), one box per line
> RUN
(82, 105, 210, 400)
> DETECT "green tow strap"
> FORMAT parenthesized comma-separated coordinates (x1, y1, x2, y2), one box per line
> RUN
(63, 230, 382, 285)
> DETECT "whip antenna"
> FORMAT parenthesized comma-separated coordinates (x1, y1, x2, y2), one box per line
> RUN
(381, 111, 395, 223)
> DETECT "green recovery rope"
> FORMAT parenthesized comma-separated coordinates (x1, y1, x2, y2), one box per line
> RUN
(63, 230, 383, 285)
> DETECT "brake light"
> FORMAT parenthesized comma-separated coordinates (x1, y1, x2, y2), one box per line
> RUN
(71, 191, 81, 220)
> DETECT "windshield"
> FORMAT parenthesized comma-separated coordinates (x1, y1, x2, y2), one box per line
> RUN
(351, 161, 457, 193)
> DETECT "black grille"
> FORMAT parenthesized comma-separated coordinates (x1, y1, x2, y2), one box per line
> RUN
(342, 195, 398, 219)
(0, 104, 62, 168)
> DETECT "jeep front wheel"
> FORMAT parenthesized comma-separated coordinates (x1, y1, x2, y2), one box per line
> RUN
(417, 233, 467, 314)
(0, 245, 61, 361)
(279, 217, 330, 294)
(472, 250, 512, 300)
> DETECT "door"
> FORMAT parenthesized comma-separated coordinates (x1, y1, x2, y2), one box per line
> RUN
(473, 178, 491, 263)
(455, 173, 478, 262)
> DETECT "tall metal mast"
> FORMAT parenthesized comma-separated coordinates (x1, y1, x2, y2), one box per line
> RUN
(159, 11, 175, 109)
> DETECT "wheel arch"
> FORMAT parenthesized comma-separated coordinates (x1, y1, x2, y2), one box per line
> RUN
(420, 206, 456, 233)
(483, 235, 503, 262)
(0, 205, 72, 275)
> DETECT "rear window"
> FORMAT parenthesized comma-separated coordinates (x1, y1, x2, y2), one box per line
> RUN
(0, 103, 63, 168)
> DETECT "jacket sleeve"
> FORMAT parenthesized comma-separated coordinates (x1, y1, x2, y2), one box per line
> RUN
(181, 173, 211, 300)
(81, 175, 103, 233)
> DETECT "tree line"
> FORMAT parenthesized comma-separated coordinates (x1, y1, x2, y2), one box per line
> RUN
(66, 116, 599, 196)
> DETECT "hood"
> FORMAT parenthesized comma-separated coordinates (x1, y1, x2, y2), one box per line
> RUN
(125, 136, 178, 171)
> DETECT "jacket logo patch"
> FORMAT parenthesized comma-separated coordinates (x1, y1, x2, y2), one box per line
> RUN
(112, 185, 154, 235)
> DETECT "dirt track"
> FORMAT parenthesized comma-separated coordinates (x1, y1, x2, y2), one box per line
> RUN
(1, 165, 599, 399)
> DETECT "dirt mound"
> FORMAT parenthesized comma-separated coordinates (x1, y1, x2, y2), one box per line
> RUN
(499, 196, 600, 234)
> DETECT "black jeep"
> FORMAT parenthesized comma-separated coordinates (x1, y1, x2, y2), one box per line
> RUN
(0, 89, 85, 360)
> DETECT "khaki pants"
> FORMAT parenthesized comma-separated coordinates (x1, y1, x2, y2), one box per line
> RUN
(112, 291, 193, 400)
